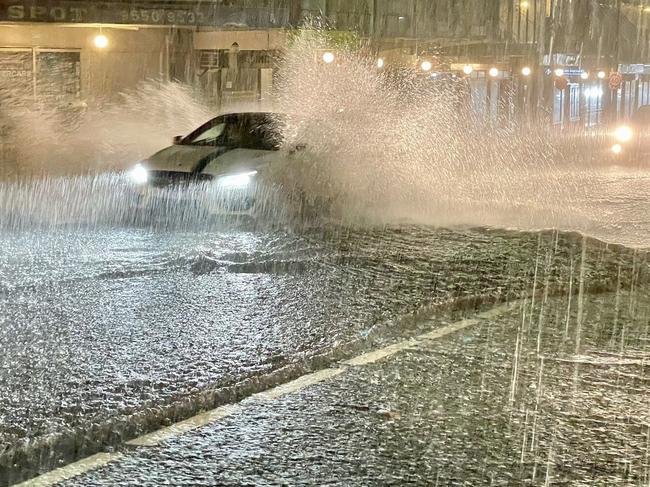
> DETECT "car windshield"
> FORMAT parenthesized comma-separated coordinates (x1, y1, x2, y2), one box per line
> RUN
(183, 119, 227, 146)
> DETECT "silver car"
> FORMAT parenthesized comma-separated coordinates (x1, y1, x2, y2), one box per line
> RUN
(127, 112, 293, 219)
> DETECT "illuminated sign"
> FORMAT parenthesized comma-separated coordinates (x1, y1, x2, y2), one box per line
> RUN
(0, 2, 289, 27)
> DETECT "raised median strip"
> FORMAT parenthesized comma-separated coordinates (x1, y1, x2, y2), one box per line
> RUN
(15, 300, 518, 486)
(14, 453, 123, 487)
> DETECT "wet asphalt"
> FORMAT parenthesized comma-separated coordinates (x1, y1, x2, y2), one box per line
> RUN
(1, 225, 648, 485)
(66, 290, 650, 486)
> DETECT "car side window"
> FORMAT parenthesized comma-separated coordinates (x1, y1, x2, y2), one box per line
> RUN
(221, 116, 249, 148)
(250, 119, 281, 150)
(226, 115, 280, 151)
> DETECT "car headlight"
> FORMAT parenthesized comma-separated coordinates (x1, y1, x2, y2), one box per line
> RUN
(129, 163, 149, 185)
(614, 125, 633, 143)
(611, 143, 623, 155)
(217, 170, 257, 188)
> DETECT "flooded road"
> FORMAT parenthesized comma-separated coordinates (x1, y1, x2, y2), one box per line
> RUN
(65, 290, 650, 486)
(1, 225, 647, 485)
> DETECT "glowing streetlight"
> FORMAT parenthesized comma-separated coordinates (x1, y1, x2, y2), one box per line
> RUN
(488, 67, 499, 77)
(421, 61, 433, 72)
(94, 34, 109, 49)
(611, 143, 622, 155)
(580, 71, 589, 80)
(322, 52, 335, 63)
(521, 66, 531, 76)
(520, 1, 530, 10)
(462, 65, 473, 75)
(597, 70, 606, 79)
(554, 68, 564, 77)
(377, 58, 385, 69)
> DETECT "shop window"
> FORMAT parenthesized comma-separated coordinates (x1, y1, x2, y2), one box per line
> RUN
(0, 50, 33, 105)
(0, 49, 80, 108)
(36, 51, 81, 107)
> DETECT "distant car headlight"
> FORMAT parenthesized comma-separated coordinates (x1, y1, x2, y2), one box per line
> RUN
(614, 125, 633, 143)
(217, 170, 257, 188)
(611, 143, 623, 155)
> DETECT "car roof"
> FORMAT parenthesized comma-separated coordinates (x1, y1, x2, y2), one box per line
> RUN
(217, 111, 282, 118)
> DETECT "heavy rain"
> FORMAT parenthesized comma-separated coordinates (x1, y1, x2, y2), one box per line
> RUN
(1, 1, 650, 486)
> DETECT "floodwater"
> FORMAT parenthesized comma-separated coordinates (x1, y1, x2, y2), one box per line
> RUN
(1, 225, 646, 484)
(65, 291, 650, 486)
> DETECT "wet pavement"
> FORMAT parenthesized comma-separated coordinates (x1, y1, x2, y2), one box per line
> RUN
(64, 290, 650, 486)
(1, 225, 648, 485)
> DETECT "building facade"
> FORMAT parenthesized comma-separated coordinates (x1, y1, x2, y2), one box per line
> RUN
(1, 0, 649, 125)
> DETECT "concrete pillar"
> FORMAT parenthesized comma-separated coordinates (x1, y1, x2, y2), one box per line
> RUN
(562, 86, 570, 126)
(289, 0, 302, 25)
(620, 80, 626, 119)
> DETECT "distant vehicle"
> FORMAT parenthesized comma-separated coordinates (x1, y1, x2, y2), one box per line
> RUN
(609, 105, 650, 161)
(128, 112, 303, 219)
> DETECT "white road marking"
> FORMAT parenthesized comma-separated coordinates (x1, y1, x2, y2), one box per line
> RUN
(348, 301, 516, 362)
(344, 340, 420, 366)
(417, 318, 479, 341)
(14, 453, 122, 487)
(126, 404, 242, 447)
(252, 368, 345, 400)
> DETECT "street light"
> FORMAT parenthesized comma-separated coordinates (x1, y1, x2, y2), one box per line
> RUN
(377, 58, 385, 69)
(421, 61, 433, 72)
(463, 65, 473, 75)
(597, 70, 607, 79)
(580, 71, 589, 80)
(521, 66, 532, 76)
(489, 67, 499, 77)
(614, 125, 633, 142)
(94, 34, 109, 49)
(554, 68, 564, 77)
(520, 1, 530, 10)
(322, 52, 335, 63)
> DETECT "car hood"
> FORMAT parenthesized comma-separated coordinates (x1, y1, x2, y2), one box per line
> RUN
(144, 145, 220, 173)
(143, 145, 279, 177)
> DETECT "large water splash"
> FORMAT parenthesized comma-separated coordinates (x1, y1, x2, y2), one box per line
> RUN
(0, 29, 649, 246)
(272, 29, 649, 246)
(2, 80, 213, 177)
